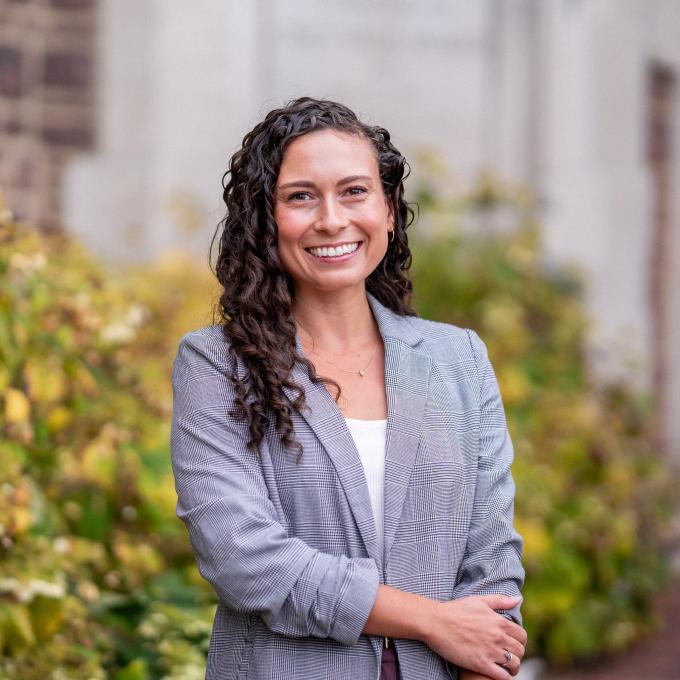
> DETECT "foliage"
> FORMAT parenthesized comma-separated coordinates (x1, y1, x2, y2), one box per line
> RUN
(411, 178, 675, 662)
(0, 180, 675, 674)
(0, 209, 218, 678)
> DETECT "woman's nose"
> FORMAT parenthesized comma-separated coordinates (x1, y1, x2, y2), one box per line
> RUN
(315, 197, 348, 232)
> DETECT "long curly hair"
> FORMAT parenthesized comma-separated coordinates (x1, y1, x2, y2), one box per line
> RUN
(211, 97, 416, 453)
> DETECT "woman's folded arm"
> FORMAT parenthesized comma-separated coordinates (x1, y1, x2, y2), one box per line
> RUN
(449, 331, 525, 625)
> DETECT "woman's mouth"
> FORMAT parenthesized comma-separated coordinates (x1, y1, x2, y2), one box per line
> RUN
(305, 241, 362, 259)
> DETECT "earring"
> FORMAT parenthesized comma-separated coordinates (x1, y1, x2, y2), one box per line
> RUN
(388, 229, 395, 243)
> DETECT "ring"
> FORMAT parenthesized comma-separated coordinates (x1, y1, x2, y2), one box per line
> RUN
(502, 649, 513, 666)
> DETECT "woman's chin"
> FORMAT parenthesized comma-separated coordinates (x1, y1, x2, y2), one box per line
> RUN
(296, 276, 369, 298)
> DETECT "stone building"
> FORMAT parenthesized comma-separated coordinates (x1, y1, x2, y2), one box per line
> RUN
(1, 0, 679, 464)
(0, 0, 96, 230)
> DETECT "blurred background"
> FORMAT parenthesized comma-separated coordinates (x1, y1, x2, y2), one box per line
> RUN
(1, 1, 679, 678)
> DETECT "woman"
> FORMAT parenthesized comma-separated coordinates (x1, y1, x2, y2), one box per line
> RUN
(171, 97, 526, 680)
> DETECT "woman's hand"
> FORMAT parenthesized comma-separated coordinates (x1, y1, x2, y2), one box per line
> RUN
(424, 594, 526, 680)
(364, 586, 526, 679)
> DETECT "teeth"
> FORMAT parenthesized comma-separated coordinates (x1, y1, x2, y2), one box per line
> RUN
(308, 242, 360, 258)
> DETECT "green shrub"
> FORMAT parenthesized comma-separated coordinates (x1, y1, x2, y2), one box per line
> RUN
(0, 212, 216, 678)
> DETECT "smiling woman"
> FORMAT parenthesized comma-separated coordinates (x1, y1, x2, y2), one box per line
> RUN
(171, 97, 526, 680)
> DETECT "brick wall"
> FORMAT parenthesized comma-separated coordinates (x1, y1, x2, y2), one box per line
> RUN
(0, 0, 96, 231)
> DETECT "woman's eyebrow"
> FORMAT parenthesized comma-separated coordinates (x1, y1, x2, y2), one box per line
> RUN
(277, 175, 374, 191)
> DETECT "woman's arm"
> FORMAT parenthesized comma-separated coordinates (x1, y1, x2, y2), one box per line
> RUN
(363, 585, 525, 680)
(450, 331, 525, 622)
(171, 332, 379, 645)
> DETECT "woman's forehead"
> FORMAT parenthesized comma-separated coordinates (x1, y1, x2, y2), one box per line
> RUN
(278, 130, 378, 181)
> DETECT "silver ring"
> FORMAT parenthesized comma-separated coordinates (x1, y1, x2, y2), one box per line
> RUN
(503, 649, 513, 666)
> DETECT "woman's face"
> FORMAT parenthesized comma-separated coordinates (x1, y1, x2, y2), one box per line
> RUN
(273, 129, 393, 300)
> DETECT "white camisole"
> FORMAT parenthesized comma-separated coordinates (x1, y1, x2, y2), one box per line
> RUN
(344, 417, 388, 556)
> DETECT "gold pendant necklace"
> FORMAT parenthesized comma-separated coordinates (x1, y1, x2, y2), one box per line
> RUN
(310, 342, 380, 377)
(296, 321, 380, 378)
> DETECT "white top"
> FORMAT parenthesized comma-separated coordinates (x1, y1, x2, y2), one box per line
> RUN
(344, 417, 388, 557)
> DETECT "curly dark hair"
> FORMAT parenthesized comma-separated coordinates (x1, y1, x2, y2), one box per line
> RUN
(210, 96, 416, 454)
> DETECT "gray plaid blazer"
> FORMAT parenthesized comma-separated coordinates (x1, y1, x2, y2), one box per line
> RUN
(171, 293, 524, 680)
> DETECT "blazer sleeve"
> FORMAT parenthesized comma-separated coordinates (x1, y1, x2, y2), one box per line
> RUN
(451, 330, 525, 624)
(170, 331, 380, 645)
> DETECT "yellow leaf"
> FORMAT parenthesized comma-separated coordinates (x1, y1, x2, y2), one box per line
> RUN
(515, 516, 551, 561)
(497, 366, 531, 405)
(24, 358, 67, 404)
(47, 406, 72, 433)
(74, 364, 98, 396)
(29, 594, 64, 642)
(1, 602, 36, 654)
(4, 388, 31, 423)
(11, 507, 34, 535)
(78, 436, 115, 488)
(0, 367, 10, 393)
(139, 472, 177, 518)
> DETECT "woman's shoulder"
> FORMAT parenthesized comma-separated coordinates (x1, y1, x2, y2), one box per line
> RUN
(405, 315, 487, 366)
(173, 324, 234, 374)
(407, 314, 470, 341)
(177, 324, 230, 351)
(179, 323, 228, 345)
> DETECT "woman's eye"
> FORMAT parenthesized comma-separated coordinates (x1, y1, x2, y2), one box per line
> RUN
(346, 186, 367, 197)
(287, 191, 312, 202)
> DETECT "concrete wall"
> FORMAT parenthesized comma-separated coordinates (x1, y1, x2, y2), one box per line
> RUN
(65, 0, 260, 261)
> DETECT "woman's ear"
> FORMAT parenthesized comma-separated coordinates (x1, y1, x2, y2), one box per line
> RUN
(386, 199, 395, 229)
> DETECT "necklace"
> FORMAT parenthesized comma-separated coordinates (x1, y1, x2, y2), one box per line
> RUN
(296, 320, 381, 378)
(309, 342, 380, 377)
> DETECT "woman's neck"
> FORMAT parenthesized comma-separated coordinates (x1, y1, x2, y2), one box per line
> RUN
(292, 287, 380, 352)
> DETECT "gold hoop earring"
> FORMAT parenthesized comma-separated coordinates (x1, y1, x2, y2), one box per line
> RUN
(388, 229, 395, 243)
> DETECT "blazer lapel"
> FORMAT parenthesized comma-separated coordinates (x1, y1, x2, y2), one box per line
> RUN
(284, 339, 381, 566)
(367, 295, 431, 561)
